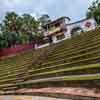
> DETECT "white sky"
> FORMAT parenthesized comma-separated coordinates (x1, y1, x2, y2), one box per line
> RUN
(0, 0, 97, 22)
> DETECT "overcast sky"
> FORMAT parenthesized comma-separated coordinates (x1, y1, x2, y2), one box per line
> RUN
(0, 0, 96, 22)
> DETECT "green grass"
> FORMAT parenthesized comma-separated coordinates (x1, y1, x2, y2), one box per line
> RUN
(16, 73, 100, 86)
(42, 49, 100, 67)
(48, 35, 100, 59)
(0, 40, 100, 76)
(63, 74, 100, 81)
(51, 29, 100, 53)
(48, 41, 100, 61)
(24, 63, 100, 79)
(28, 56, 100, 74)
(0, 63, 99, 81)
(0, 28, 100, 89)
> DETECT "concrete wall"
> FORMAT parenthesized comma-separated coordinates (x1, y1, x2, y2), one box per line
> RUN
(51, 18, 96, 43)
(65, 18, 96, 38)
(0, 43, 33, 57)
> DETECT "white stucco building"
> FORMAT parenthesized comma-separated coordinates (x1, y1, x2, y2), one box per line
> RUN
(36, 17, 96, 49)
(43, 17, 96, 44)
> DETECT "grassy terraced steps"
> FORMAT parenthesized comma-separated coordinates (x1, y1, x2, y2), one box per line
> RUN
(1, 55, 100, 81)
(0, 58, 99, 81)
(0, 28, 99, 69)
(25, 63, 100, 80)
(2, 57, 99, 86)
(0, 39, 100, 76)
(9, 73, 100, 86)
(0, 47, 52, 72)
(40, 49, 100, 68)
(3, 35, 99, 73)
(47, 40, 100, 61)
(1, 46, 100, 76)
(0, 63, 100, 83)
(32, 34, 100, 66)
(1, 73, 100, 90)
(0, 28, 100, 90)
(0, 48, 100, 81)
(47, 34, 100, 58)
(28, 56, 100, 74)
(0, 36, 100, 73)
(49, 29, 100, 53)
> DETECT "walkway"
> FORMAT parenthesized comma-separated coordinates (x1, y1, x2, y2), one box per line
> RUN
(0, 96, 70, 100)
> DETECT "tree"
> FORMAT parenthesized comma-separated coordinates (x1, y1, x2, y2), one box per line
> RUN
(3, 32, 18, 47)
(0, 34, 8, 48)
(86, 0, 100, 24)
(1, 12, 20, 33)
(31, 32, 43, 43)
(0, 12, 44, 47)
(20, 14, 39, 34)
(38, 14, 51, 26)
(20, 14, 41, 43)
(1, 12, 40, 34)
(17, 34, 30, 44)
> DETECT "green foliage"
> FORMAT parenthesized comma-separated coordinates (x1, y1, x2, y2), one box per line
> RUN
(31, 32, 43, 43)
(0, 12, 44, 48)
(17, 34, 30, 44)
(20, 14, 39, 34)
(38, 14, 51, 26)
(0, 32, 31, 48)
(2, 12, 19, 33)
(3, 32, 18, 47)
(0, 11, 40, 35)
(87, 0, 100, 24)
(0, 34, 8, 48)
(0, 31, 43, 48)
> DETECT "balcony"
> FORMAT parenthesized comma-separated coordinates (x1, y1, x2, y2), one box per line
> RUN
(48, 27, 61, 35)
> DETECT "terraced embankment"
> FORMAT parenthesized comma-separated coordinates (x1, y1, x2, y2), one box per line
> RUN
(0, 28, 100, 99)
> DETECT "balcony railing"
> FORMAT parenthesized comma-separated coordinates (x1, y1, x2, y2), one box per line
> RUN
(44, 26, 66, 36)
(48, 27, 61, 35)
